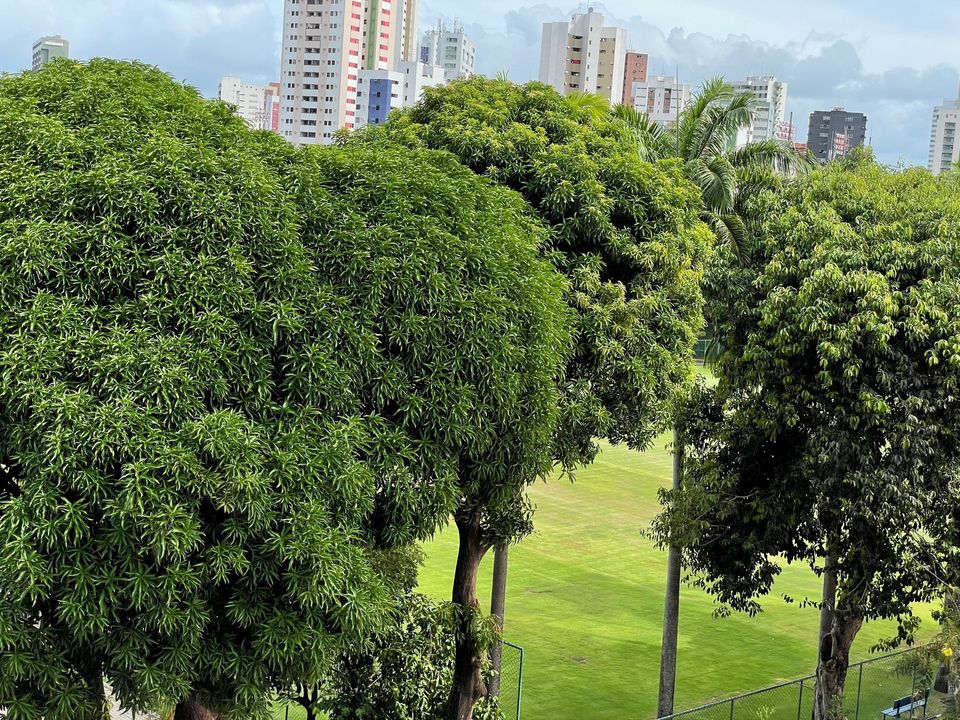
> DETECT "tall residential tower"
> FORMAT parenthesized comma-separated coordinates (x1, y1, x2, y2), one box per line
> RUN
(419, 21, 476, 79)
(278, 0, 419, 145)
(731, 75, 788, 146)
(32, 35, 69, 69)
(806, 108, 867, 163)
(538, 8, 627, 107)
(929, 90, 960, 176)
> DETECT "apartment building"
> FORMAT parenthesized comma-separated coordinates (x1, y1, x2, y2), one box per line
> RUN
(631, 75, 691, 126)
(354, 60, 444, 129)
(806, 108, 867, 162)
(419, 21, 476, 79)
(278, 0, 419, 145)
(538, 8, 628, 106)
(32, 35, 69, 69)
(731, 75, 788, 146)
(621, 51, 648, 106)
(929, 95, 960, 176)
(219, 76, 279, 130)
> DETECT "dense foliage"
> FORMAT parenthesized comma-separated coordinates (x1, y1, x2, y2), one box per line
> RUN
(655, 156, 960, 718)
(615, 78, 811, 260)
(0, 60, 569, 720)
(354, 77, 710, 717)
(310, 547, 500, 720)
(356, 76, 712, 467)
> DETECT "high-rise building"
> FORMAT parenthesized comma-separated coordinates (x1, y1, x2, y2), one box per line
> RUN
(731, 75, 788, 146)
(32, 35, 69, 70)
(278, 0, 419, 146)
(419, 21, 475, 80)
(621, 51, 648, 106)
(263, 82, 282, 133)
(538, 8, 628, 107)
(631, 75, 690, 127)
(219, 76, 278, 130)
(928, 91, 960, 176)
(806, 108, 867, 163)
(355, 60, 444, 129)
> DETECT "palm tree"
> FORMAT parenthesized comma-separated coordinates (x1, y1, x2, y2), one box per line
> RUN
(615, 77, 814, 262)
(564, 90, 614, 122)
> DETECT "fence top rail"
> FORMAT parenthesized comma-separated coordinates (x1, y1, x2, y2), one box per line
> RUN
(657, 645, 931, 720)
(504, 641, 523, 652)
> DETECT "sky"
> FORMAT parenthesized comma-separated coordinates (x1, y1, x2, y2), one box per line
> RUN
(2, 0, 958, 166)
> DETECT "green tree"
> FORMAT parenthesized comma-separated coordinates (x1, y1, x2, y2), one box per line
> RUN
(354, 76, 711, 718)
(615, 77, 812, 260)
(307, 546, 493, 720)
(287, 142, 570, 720)
(0, 61, 570, 720)
(654, 157, 960, 720)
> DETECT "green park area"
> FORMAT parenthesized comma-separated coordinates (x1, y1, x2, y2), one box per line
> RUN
(418, 439, 936, 720)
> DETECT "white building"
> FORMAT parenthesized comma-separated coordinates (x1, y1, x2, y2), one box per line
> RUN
(355, 61, 444, 129)
(278, 0, 419, 146)
(219, 76, 277, 130)
(929, 93, 960, 176)
(538, 8, 628, 107)
(631, 75, 691, 127)
(731, 75, 788, 147)
(419, 21, 475, 80)
(32, 35, 69, 70)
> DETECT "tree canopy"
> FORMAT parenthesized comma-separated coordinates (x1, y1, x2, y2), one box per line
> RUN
(615, 77, 812, 261)
(355, 76, 712, 467)
(655, 155, 960, 718)
(0, 60, 569, 720)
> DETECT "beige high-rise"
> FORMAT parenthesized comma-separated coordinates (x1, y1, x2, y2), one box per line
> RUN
(538, 8, 627, 107)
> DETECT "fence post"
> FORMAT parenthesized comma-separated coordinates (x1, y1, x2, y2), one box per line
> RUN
(729, 698, 735, 720)
(797, 679, 804, 720)
(855, 661, 864, 720)
(285, 702, 290, 720)
(517, 644, 524, 720)
(911, 666, 918, 720)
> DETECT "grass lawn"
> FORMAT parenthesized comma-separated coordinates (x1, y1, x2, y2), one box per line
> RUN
(417, 439, 935, 720)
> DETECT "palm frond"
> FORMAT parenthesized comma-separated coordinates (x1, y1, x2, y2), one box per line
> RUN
(612, 104, 675, 161)
(564, 91, 610, 122)
(677, 77, 736, 159)
(688, 92, 753, 161)
(686, 155, 737, 213)
(703, 211, 747, 264)
(729, 138, 815, 175)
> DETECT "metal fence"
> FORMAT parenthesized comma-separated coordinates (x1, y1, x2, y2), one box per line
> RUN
(270, 639, 524, 720)
(498, 641, 525, 720)
(661, 647, 948, 720)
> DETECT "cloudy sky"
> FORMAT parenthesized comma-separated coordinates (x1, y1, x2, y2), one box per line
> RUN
(3, 0, 957, 166)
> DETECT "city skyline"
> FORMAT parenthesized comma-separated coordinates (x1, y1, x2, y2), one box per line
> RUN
(2, 0, 957, 165)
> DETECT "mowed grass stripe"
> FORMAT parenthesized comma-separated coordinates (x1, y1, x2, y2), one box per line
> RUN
(418, 439, 933, 720)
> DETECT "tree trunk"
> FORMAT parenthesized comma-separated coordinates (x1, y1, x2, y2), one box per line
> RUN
(657, 427, 683, 719)
(174, 698, 220, 720)
(488, 542, 509, 698)
(447, 511, 489, 720)
(81, 667, 108, 720)
(814, 611, 863, 720)
(817, 559, 837, 669)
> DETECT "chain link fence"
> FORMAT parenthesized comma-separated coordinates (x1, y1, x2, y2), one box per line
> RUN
(661, 647, 948, 720)
(497, 641, 525, 720)
(269, 640, 524, 720)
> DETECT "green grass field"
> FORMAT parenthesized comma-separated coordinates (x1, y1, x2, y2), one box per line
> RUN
(417, 439, 934, 720)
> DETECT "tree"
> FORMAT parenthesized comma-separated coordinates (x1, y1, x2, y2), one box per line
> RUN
(354, 76, 711, 719)
(309, 546, 499, 720)
(653, 156, 960, 720)
(615, 78, 812, 261)
(0, 61, 570, 720)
